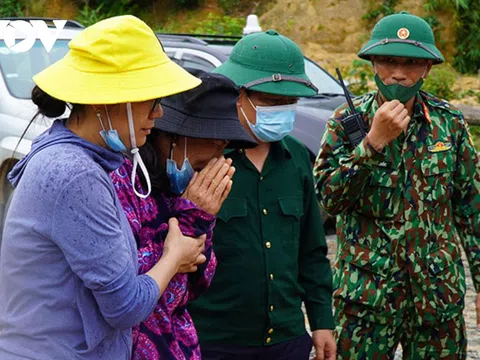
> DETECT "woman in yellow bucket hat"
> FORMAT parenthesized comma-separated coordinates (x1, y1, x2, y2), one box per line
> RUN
(0, 15, 205, 360)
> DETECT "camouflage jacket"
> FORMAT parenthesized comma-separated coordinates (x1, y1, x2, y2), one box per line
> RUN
(314, 90, 480, 324)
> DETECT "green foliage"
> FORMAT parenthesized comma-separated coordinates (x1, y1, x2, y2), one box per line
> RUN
(76, 4, 107, 27)
(342, 59, 375, 96)
(0, 0, 24, 17)
(423, 0, 479, 74)
(423, 64, 457, 100)
(174, 0, 203, 9)
(218, 0, 242, 14)
(458, 89, 480, 103)
(190, 13, 244, 36)
(421, 14, 445, 49)
(362, 0, 399, 25)
(76, 0, 142, 27)
(452, 0, 480, 74)
(469, 125, 480, 149)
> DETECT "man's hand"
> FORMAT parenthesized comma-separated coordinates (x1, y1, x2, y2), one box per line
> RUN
(367, 99, 410, 152)
(182, 156, 235, 215)
(476, 293, 480, 330)
(312, 329, 336, 360)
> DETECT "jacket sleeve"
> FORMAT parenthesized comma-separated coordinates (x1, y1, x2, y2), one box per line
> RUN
(313, 116, 386, 215)
(452, 120, 480, 292)
(169, 197, 217, 301)
(51, 170, 159, 330)
(298, 149, 334, 330)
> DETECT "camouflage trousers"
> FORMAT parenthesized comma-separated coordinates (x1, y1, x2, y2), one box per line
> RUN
(334, 302, 467, 360)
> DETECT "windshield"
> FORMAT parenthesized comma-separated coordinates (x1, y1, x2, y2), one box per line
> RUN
(0, 40, 70, 99)
(304, 58, 343, 95)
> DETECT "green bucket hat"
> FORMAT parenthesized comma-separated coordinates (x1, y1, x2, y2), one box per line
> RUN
(358, 11, 444, 64)
(213, 30, 318, 97)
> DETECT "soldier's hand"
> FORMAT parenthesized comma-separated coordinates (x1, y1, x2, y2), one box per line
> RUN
(366, 100, 410, 151)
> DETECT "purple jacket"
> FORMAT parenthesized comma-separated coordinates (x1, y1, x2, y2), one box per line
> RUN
(111, 159, 217, 360)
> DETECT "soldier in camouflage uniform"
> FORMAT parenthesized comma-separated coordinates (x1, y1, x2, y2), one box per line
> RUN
(314, 11, 480, 359)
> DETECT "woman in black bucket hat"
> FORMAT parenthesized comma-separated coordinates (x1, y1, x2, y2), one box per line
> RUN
(110, 68, 256, 360)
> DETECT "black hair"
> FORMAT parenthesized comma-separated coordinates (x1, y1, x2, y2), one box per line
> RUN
(31, 85, 68, 118)
(13, 86, 83, 159)
(138, 128, 172, 194)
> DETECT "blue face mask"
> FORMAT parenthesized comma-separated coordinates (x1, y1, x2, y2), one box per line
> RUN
(241, 96, 297, 142)
(97, 107, 127, 152)
(166, 138, 195, 195)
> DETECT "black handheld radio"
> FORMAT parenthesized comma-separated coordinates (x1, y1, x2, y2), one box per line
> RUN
(335, 68, 366, 147)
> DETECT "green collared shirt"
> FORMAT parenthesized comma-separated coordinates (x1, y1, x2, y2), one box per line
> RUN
(189, 136, 333, 346)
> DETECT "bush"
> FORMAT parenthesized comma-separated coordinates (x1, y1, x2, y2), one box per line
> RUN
(0, 0, 24, 17)
(469, 125, 480, 149)
(174, 0, 203, 9)
(191, 13, 244, 36)
(423, 64, 457, 100)
(341, 59, 375, 96)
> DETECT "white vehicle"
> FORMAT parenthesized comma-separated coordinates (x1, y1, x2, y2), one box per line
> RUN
(0, 18, 84, 225)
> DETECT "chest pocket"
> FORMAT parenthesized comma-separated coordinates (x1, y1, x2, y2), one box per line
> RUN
(278, 197, 304, 252)
(357, 168, 401, 219)
(215, 198, 248, 259)
(420, 151, 455, 204)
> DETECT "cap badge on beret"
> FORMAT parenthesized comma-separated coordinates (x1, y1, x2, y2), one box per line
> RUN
(397, 28, 410, 39)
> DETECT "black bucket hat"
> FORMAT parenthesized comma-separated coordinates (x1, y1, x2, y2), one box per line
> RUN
(155, 68, 257, 148)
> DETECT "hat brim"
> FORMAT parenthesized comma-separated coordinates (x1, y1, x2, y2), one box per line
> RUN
(213, 60, 317, 97)
(358, 41, 444, 64)
(33, 55, 202, 104)
(155, 105, 257, 149)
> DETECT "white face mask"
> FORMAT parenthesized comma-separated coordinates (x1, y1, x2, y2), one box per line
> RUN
(126, 102, 151, 198)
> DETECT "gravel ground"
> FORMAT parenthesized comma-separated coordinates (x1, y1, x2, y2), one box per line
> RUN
(306, 236, 480, 359)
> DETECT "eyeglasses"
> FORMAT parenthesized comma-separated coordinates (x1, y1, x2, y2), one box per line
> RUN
(151, 98, 161, 112)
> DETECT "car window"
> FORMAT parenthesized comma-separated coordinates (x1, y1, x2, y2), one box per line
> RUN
(0, 40, 70, 99)
(304, 58, 343, 95)
(167, 51, 216, 72)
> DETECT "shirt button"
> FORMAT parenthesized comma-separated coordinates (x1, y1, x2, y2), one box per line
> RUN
(260, 176, 264, 180)
(269, 273, 274, 280)
(269, 305, 274, 312)
(265, 242, 271, 249)
(262, 208, 268, 215)
(266, 337, 272, 344)
(268, 328, 274, 334)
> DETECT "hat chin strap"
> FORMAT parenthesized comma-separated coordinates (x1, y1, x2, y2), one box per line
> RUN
(126, 102, 151, 198)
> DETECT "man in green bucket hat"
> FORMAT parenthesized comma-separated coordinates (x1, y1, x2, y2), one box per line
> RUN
(189, 30, 336, 360)
(314, 11, 480, 359)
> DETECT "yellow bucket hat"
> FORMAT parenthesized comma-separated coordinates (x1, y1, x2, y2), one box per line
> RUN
(33, 15, 201, 104)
